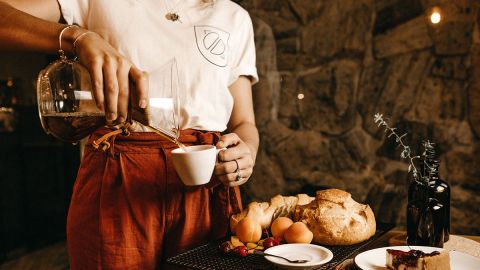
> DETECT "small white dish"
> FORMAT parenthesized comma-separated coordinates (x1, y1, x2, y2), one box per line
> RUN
(354, 245, 480, 270)
(263, 244, 333, 270)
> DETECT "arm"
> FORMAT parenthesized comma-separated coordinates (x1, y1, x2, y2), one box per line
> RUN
(0, 0, 148, 123)
(0, 0, 64, 52)
(1, 0, 60, 23)
(214, 76, 259, 187)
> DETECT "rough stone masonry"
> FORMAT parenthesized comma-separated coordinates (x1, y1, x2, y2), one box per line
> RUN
(241, 0, 480, 235)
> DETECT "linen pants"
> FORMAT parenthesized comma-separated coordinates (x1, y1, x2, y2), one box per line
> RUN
(67, 129, 242, 269)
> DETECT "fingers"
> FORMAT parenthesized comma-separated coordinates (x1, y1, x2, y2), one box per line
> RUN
(75, 31, 148, 123)
(214, 133, 255, 186)
(129, 66, 149, 109)
(103, 60, 119, 124)
(214, 158, 252, 175)
(104, 61, 146, 124)
(216, 167, 252, 187)
(218, 174, 248, 187)
(217, 143, 250, 162)
(216, 133, 241, 149)
(215, 154, 253, 187)
(89, 61, 104, 112)
(116, 61, 130, 123)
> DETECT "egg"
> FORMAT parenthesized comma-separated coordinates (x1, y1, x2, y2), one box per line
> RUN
(271, 217, 294, 238)
(284, 222, 313, 244)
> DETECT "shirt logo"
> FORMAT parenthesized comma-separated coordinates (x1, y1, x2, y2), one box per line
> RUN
(194, 25, 230, 67)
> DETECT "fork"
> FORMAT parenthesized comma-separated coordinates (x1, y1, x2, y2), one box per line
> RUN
(255, 250, 310, 263)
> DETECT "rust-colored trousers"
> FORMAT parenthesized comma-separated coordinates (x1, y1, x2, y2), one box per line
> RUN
(67, 129, 242, 269)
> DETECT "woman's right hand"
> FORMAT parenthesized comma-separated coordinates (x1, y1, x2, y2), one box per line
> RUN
(0, 3, 147, 124)
(69, 28, 148, 125)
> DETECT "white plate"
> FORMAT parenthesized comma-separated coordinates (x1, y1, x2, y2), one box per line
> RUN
(354, 246, 480, 270)
(263, 243, 333, 270)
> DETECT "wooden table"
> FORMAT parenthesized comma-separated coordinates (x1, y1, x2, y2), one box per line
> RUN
(461, 234, 480, 243)
(1, 230, 477, 270)
(368, 230, 480, 247)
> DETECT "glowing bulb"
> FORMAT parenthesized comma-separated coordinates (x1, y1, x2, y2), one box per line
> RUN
(297, 93, 304, 100)
(430, 10, 441, 24)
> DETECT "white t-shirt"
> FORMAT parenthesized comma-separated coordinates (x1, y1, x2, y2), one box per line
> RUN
(58, 0, 258, 132)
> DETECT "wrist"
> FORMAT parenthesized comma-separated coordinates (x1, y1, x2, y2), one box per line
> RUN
(61, 25, 88, 53)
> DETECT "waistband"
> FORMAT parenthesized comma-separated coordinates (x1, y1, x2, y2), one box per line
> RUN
(87, 127, 221, 150)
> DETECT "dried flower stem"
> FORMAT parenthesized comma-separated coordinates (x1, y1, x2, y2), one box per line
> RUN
(374, 113, 423, 180)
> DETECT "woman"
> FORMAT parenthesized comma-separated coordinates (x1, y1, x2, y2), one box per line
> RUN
(0, 0, 259, 269)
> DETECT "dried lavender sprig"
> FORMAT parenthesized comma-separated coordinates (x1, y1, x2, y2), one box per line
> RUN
(373, 113, 423, 180)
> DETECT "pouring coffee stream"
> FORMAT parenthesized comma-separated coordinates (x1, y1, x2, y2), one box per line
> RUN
(144, 124, 188, 152)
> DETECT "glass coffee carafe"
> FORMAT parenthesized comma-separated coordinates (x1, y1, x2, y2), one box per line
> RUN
(37, 54, 105, 143)
(37, 54, 182, 144)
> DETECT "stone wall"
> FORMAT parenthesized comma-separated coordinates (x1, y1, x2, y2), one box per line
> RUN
(240, 0, 480, 235)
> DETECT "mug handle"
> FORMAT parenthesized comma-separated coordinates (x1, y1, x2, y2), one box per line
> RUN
(216, 147, 227, 163)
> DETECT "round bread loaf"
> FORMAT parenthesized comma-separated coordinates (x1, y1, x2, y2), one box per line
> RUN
(230, 194, 315, 232)
(294, 189, 376, 245)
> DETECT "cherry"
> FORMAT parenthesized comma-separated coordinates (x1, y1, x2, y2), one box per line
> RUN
(273, 236, 282, 245)
(262, 237, 275, 248)
(218, 241, 233, 254)
(233, 246, 248, 257)
(263, 236, 282, 248)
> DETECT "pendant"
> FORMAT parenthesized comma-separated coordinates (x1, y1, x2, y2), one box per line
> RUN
(165, 12, 180, 22)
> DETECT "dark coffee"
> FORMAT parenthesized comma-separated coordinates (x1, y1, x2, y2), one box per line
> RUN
(41, 112, 105, 142)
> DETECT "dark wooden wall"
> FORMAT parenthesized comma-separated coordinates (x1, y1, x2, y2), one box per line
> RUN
(0, 54, 79, 262)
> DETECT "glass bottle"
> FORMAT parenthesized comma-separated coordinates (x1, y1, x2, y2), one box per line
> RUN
(407, 176, 445, 247)
(407, 176, 428, 245)
(423, 142, 450, 242)
(407, 142, 448, 247)
(428, 161, 450, 242)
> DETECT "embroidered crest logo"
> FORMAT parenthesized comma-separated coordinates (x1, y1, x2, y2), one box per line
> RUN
(194, 25, 230, 67)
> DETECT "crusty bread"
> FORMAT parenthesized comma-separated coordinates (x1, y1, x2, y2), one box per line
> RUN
(294, 189, 376, 245)
(230, 194, 315, 232)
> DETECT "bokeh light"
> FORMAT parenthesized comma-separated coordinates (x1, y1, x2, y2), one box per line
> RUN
(430, 9, 441, 24)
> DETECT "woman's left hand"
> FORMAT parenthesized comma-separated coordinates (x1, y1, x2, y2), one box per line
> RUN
(214, 133, 255, 187)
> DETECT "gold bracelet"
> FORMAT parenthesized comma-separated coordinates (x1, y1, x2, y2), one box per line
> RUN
(73, 31, 95, 55)
(58, 24, 78, 57)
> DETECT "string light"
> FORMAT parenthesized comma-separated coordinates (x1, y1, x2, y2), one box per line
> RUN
(6, 77, 13, 87)
(297, 93, 304, 100)
(430, 7, 442, 24)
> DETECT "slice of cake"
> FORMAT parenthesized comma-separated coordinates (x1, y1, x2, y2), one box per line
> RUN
(386, 249, 450, 270)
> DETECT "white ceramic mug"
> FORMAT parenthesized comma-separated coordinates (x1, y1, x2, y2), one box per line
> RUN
(171, 145, 223, 186)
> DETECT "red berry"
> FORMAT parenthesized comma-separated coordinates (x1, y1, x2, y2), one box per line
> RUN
(233, 246, 248, 257)
(263, 237, 275, 248)
(218, 241, 233, 254)
(273, 236, 282, 245)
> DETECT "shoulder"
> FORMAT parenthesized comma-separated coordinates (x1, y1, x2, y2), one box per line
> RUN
(211, 0, 252, 23)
